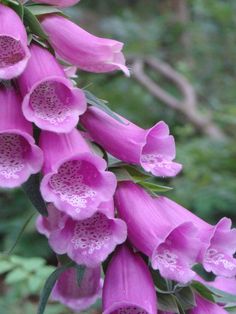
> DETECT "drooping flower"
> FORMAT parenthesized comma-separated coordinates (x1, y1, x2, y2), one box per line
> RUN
(31, 0, 80, 7)
(81, 107, 182, 177)
(40, 129, 117, 220)
(114, 181, 201, 283)
(153, 196, 236, 277)
(36, 202, 127, 267)
(0, 85, 43, 188)
(51, 266, 102, 312)
(102, 244, 157, 314)
(189, 294, 228, 314)
(40, 14, 130, 76)
(0, 4, 30, 80)
(17, 44, 86, 133)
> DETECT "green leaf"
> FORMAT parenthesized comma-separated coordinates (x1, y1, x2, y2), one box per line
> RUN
(5, 268, 28, 284)
(7, 212, 36, 255)
(76, 265, 86, 287)
(22, 174, 48, 216)
(138, 181, 173, 194)
(0, 260, 14, 274)
(84, 90, 126, 124)
(112, 168, 133, 182)
(157, 293, 180, 312)
(191, 281, 215, 302)
(23, 7, 48, 40)
(175, 286, 196, 310)
(37, 263, 73, 314)
(205, 285, 236, 304)
(25, 4, 63, 16)
(21, 257, 45, 272)
(7, 0, 24, 19)
(225, 305, 236, 313)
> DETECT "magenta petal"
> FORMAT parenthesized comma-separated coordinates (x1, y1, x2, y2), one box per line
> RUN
(40, 130, 117, 220)
(18, 44, 86, 133)
(51, 266, 102, 312)
(103, 245, 157, 314)
(81, 107, 182, 177)
(189, 294, 228, 314)
(0, 4, 30, 80)
(40, 14, 129, 75)
(115, 182, 200, 283)
(31, 0, 80, 7)
(0, 86, 43, 188)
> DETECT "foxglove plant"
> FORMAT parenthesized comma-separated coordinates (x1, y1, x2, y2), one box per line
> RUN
(18, 44, 86, 133)
(103, 244, 157, 314)
(81, 107, 182, 177)
(51, 266, 102, 312)
(36, 202, 127, 266)
(0, 4, 30, 80)
(0, 85, 43, 188)
(115, 181, 201, 283)
(40, 129, 117, 220)
(153, 196, 236, 277)
(40, 14, 130, 76)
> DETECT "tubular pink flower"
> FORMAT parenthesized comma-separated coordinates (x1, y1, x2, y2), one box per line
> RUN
(31, 0, 80, 7)
(189, 294, 228, 314)
(0, 4, 30, 80)
(40, 14, 130, 76)
(17, 44, 86, 133)
(102, 245, 157, 314)
(114, 181, 201, 283)
(36, 202, 127, 267)
(153, 196, 236, 277)
(0, 86, 43, 188)
(40, 129, 117, 220)
(51, 266, 102, 312)
(81, 107, 182, 177)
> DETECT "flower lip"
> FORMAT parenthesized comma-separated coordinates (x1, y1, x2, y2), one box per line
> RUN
(103, 302, 150, 314)
(151, 221, 199, 283)
(22, 76, 86, 133)
(0, 34, 30, 80)
(0, 129, 43, 188)
(40, 152, 116, 220)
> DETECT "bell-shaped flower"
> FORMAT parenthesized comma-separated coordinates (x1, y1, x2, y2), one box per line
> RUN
(189, 294, 228, 314)
(17, 44, 86, 133)
(51, 266, 102, 312)
(153, 196, 236, 277)
(81, 107, 182, 177)
(36, 202, 127, 267)
(103, 244, 157, 314)
(115, 181, 201, 283)
(40, 129, 117, 220)
(31, 0, 80, 7)
(0, 86, 43, 188)
(40, 14, 129, 76)
(0, 4, 30, 80)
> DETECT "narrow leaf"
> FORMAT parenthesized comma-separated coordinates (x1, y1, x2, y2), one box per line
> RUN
(138, 181, 173, 193)
(175, 286, 196, 310)
(84, 90, 126, 124)
(22, 174, 48, 216)
(26, 4, 63, 16)
(157, 293, 180, 313)
(8, 0, 24, 19)
(23, 7, 48, 40)
(191, 281, 215, 302)
(206, 285, 236, 304)
(37, 263, 73, 314)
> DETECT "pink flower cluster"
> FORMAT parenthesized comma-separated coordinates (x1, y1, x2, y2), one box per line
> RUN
(0, 2, 236, 314)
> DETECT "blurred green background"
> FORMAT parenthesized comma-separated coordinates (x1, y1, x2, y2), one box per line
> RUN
(1, 0, 236, 313)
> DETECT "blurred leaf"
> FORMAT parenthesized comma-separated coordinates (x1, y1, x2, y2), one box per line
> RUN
(175, 286, 196, 310)
(85, 90, 126, 124)
(76, 265, 86, 287)
(22, 174, 48, 216)
(5, 268, 28, 284)
(157, 293, 180, 312)
(0, 260, 14, 274)
(206, 285, 236, 303)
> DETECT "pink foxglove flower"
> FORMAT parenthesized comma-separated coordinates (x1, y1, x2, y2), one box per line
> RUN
(103, 245, 157, 314)
(81, 107, 182, 177)
(31, 0, 80, 7)
(51, 266, 102, 312)
(0, 4, 30, 80)
(115, 181, 201, 283)
(36, 202, 127, 267)
(40, 129, 117, 220)
(153, 196, 236, 277)
(40, 14, 130, 76)
(0, 86, 43, 188)
(211, 276, 236, 295)
(189, 294, 228, 314)
(18, 44, 86, 133)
